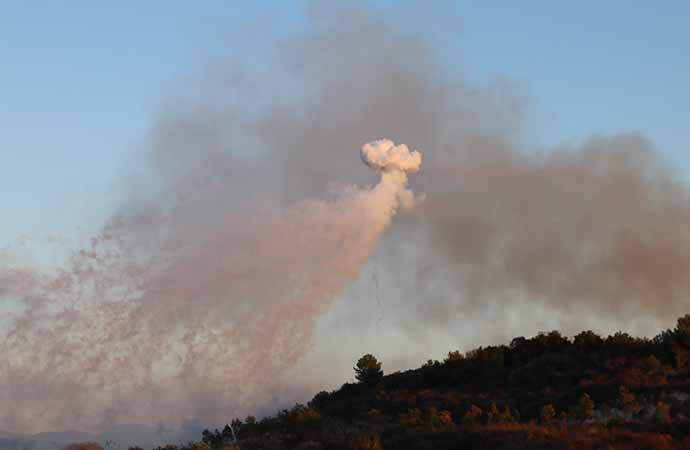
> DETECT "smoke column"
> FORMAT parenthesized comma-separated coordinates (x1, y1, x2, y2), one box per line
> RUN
(0, 140, 421, 432)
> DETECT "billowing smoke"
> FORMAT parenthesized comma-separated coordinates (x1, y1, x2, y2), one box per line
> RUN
(0, 139, 420, 432)
(2, 2, 690, 436)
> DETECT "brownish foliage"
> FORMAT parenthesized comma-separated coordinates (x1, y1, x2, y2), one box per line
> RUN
(350, 432, 382, 450)
(66, 443, 103, 450)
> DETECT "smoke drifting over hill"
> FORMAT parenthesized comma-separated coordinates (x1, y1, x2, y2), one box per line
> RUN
(1, 3, 689, 435)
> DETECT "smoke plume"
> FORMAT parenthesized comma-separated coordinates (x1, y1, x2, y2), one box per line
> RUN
(0, 138, 420, 432)
(2, 2, 690, 435)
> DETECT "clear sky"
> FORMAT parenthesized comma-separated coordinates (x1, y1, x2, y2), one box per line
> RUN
(2, 1, 689, 244)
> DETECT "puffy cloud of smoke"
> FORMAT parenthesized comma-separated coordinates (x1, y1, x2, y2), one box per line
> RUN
(2, 1, 690, 437)
(361, 139, 423, 211)
(361, 139, 422, 174)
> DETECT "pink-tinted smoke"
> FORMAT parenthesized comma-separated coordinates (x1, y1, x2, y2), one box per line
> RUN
(0, 140, 421, 432)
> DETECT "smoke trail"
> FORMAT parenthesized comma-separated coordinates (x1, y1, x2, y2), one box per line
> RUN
(0, 140, 421, 432)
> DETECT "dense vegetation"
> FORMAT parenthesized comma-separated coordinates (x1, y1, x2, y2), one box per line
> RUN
(75, 314, 690, 450)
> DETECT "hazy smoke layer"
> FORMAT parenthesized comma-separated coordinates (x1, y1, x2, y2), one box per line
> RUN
(0, 139, 421, 432)
(2, 2, 690, 435)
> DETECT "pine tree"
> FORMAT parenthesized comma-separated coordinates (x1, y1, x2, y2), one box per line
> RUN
(354, 354, 383, 385)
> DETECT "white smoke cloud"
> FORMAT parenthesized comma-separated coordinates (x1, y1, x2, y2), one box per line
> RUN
(361, 139, 421, 173)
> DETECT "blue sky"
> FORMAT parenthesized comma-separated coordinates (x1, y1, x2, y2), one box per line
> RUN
(1, 1, 689, 245)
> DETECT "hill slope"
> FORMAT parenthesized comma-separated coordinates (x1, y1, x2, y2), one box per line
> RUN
(83, 314, 690, 450)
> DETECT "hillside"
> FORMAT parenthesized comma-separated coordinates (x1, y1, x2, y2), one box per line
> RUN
(86, 315, 690, 450)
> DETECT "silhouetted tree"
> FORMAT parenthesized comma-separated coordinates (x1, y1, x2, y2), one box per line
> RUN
(309, 390, 330, 411)
(573, 330, 603, 351)
(673, 314, 690, 369)
(354, 354, 383, 384)
(221, 424, 234, 445)
(202, 428, 232, 450)
(607, 331, 637, 351)
(444, 350, 464, 363)
(230, 418, 242, 437)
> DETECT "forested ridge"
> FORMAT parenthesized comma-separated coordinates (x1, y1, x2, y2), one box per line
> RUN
(74, 314, 690, 450)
